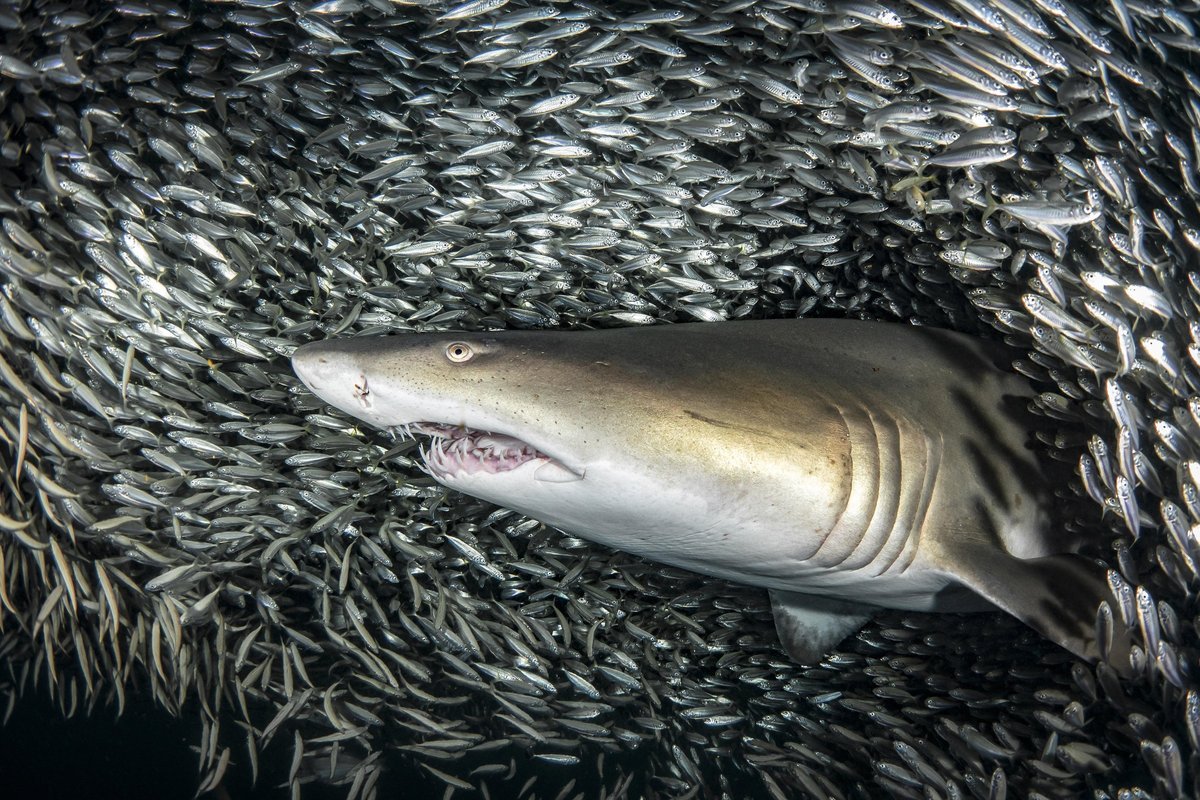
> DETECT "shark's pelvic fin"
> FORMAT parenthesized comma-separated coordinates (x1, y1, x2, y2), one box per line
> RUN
(769, 590, 874, 664)
(935, 541, 1134, 676)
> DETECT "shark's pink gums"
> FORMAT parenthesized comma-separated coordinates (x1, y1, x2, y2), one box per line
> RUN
(401, 423, 547, 477)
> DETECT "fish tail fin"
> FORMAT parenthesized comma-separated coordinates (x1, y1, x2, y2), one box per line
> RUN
(981, 195, 1000, 226)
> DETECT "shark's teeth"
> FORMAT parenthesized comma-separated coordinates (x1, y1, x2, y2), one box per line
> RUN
(409, 421, 557, 477)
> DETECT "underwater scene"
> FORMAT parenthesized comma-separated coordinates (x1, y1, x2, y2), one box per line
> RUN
(0, 0, 1198, 798)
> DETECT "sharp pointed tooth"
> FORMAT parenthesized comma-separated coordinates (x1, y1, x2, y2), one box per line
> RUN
(417, 443, 437, 477)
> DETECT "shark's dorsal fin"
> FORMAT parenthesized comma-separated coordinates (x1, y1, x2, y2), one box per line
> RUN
(769, 590, 874, 664)
(935, 542, 1133, 676)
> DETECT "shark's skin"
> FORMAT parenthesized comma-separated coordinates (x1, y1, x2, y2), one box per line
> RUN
(292, 319, 1131, 670)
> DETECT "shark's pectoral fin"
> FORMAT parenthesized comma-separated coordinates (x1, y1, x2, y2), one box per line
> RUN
(936, 542, 1133, 676)
(769, 590, 874, 664)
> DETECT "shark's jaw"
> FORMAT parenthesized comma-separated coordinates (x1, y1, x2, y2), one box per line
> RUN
(396, 422, 585, 484)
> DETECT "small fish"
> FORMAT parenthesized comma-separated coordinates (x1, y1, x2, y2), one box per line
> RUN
(519, 93, 582, 117)
(993, 198, 1102, 226)
(438, 0, 509, 22)
(926, 143, 1016, 168)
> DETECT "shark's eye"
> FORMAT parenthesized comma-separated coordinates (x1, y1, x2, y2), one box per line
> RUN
(445, 342, 474, 363)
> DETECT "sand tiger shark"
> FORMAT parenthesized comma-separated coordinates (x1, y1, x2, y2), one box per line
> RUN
(292, 319, 1131, 670)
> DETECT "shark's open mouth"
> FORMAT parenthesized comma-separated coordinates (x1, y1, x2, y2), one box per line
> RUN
(396, 423, 582, 482)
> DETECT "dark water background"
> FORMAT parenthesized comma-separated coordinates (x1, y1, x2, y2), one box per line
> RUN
(0, 689, 428, 800)
(0, 688, 644, 800)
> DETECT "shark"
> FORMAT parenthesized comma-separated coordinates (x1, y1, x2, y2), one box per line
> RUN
(291, 319, 1131, 670)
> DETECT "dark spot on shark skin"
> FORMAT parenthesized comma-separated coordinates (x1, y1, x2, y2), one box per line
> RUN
(920, 326, 1010, 374)
(954, 497, 1007, 556)
(929, 580, 992, 612)
(964, 439, 1007, 511)
(949, 387, 1054, 508)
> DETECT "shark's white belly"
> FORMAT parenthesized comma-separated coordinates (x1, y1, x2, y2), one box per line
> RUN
(439, 458, 954, 611)
(436, 398, 1041, 614)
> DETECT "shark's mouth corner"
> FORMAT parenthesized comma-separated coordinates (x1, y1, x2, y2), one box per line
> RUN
(396, 423, 584, 483)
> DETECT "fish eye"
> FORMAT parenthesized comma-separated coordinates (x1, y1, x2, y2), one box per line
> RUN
(445, 342, 474, 363)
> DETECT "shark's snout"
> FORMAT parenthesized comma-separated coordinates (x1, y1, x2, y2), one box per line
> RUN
(291, 340, 377, 423)
(290, 343, 324, 391)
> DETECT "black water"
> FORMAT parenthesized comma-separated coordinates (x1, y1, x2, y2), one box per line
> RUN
(0, 689, 613, 800)
(0, 689, 387, 800)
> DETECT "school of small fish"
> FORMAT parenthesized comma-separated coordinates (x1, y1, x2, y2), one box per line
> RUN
(0, 0, 1198, 797)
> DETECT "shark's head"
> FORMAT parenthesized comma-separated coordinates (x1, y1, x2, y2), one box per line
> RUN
(291, 325, 847, 575)
(292, 332, 589, 482)
(293, 330, 710, 550)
